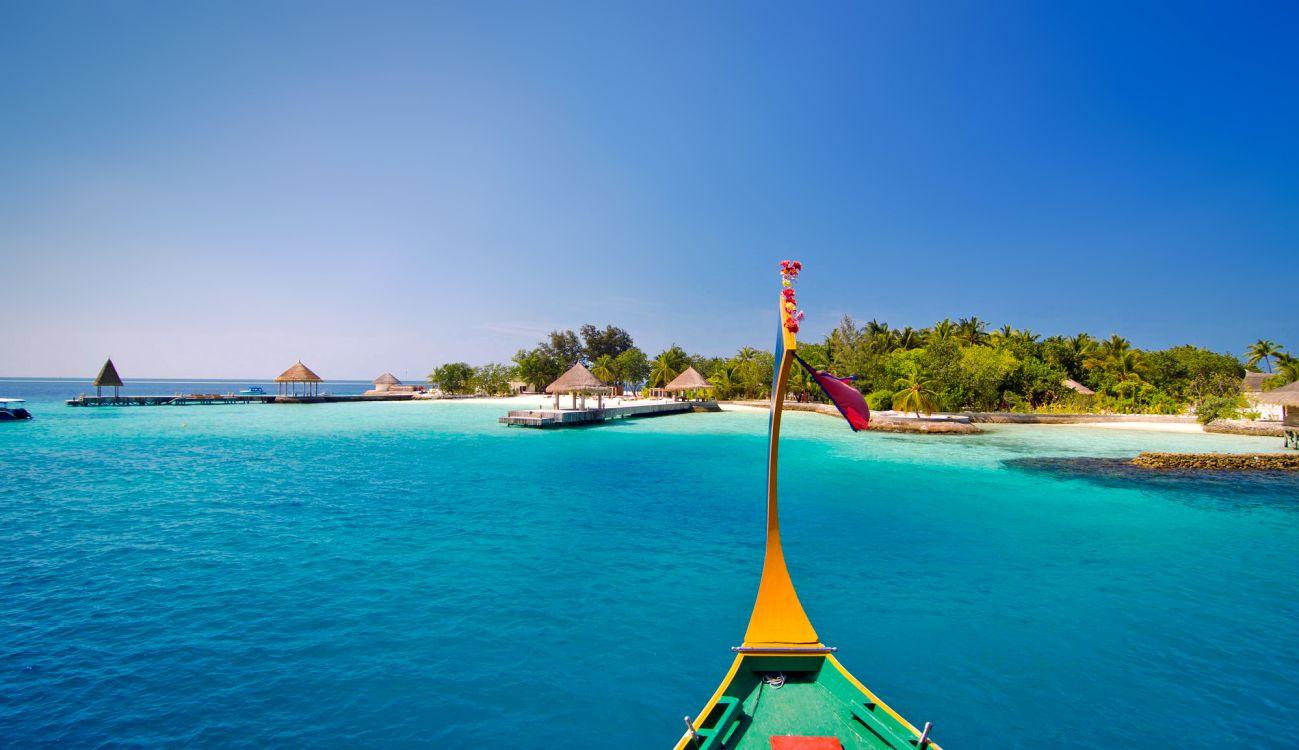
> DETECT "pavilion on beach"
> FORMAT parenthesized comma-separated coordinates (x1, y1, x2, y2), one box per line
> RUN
(664, 366, 714, 401)
(94, 358, 124, 398)
(545, 363, 611, 409)
(276, 361, 323, 397)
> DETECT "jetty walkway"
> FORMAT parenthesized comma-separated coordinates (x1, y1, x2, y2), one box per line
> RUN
(500, 401, 719, 428)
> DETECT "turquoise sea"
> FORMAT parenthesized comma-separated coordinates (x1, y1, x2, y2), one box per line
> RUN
(2, 379, 1297, 748)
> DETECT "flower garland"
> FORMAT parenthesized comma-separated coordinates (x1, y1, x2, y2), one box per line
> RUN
(779, 260, 804, 333)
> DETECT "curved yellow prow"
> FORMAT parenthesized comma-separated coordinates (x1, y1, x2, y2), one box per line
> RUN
(741, 299, 821, 649)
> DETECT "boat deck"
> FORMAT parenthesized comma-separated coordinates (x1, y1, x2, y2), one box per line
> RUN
(686, 655, 932, 750)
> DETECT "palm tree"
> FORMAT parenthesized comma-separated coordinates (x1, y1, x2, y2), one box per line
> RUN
(650, 353, 678, 389)
(591, 354, 615, 385)
(1272, 352, 1298, 385)
(956, 317, 988, 346)
(1099, 335, 1132, 359)
(708, 367, 738, 400)
(1013, 328, 1040, 346)
(1068, 333, 1096, 358)
(990, 324, 1014, 345)
(895, 326, 923, 351)
(1247, 339, 1282, 373)
(892, 370, 940, 418)
(927, 318, 955, 345)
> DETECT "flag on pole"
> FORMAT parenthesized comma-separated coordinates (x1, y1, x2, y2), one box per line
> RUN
(793, 354, 871, 431)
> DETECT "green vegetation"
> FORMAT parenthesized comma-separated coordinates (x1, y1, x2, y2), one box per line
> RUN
(427, 362, 476, 395)
(430, 316, 1291, 413)
(777, 317, 1256, 415)
(1194, 394, 1246, 425)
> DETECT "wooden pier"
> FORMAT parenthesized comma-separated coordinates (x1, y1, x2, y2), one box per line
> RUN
(66, 393, 417, 407)
(499, 401, 719, 428)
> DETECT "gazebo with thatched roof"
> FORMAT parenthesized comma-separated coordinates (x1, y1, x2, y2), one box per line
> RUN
(94, 358, 124, 398)
(664, 366, 714, 400)
(545, 362, 611, 409)
(276, 361, 323, 397)
(372, 372, 401, 393)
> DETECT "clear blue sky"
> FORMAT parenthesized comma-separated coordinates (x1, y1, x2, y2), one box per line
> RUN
(2, 2, 1295, 379)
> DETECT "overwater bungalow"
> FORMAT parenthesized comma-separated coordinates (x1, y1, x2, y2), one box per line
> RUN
(275, 361, 323, 397)
(545, 363, 611, 409)
(664, 366, 714, 401)
(94, 358, 124, 398)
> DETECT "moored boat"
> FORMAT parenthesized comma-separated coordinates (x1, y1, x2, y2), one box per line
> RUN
(238, 386, 266, 396)
(674, 262, 938, 750)
(0, 398, 33, 421)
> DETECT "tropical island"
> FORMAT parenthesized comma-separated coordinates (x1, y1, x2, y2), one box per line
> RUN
(424, 320, 1295, 424)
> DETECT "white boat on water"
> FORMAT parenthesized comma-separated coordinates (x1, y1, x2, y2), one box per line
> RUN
(0, 398, 32, 421)
(237, 386, 266, 396)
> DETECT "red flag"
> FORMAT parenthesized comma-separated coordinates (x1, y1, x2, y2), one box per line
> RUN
(796, 356, 871, 431)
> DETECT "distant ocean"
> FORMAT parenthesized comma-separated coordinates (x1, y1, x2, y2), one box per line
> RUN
(2, 381, 1296, 748)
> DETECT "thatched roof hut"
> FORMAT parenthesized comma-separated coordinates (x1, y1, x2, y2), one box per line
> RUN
(545, 363, 609, 394)
(1242, 372, 1270, 393)
(545, 363, 610, 409)
(275, 361, 322, 397)
(665, 366, 713, 393)
(373, 372, 401, 386)
(93, 358, 123, 397)
(1062, 379, 1095, 396)
(94, 359, 124, 388)
(1256, 380, 1299, 406)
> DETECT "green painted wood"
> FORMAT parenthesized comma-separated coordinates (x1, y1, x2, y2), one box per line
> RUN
(706, 656, 929, 750)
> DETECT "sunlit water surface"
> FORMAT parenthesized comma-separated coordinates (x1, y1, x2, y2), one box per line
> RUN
(2, 380, 1296, 748)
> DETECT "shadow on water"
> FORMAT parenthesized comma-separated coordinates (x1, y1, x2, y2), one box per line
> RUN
(1006, 456, 1299, 513)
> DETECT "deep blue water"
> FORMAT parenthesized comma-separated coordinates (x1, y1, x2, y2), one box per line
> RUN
(2, 379, 1297, 748)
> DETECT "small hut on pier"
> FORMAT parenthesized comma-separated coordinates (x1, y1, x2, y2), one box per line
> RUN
(545, 363, 611, 409)
(664, 366, 714, 401)
(275, 361, 323, 397)
(372, 372, 401, 393)
(94, 358, 124, 398)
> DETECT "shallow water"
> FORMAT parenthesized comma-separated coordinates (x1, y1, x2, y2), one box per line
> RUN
(2, 380, 1297, 748)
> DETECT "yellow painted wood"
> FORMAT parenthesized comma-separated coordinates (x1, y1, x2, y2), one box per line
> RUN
(672, 655, 746, 750)
(826, 655, 941, 749)
(742, 299, 820, 648)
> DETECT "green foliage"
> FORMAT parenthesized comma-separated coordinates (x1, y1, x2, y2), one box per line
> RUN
(1195, 394, 1245, 425)
(892, 369, 939, 417)
(1246, 339, 1282, 373)
(444, 317, 1282, 418)
(590, 354, 616, 385)
(954, 345, 1019, 410)
(580, 324, 634, 361)
(473, 363, 515, 396)
(428, 362, 475, 395)
(866, 389, 893, 411)
(614, 348, 650, 389)
(649, 352, 678, 388)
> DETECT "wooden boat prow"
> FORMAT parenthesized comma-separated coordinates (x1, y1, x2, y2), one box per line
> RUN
(673, 266, 938, 750)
